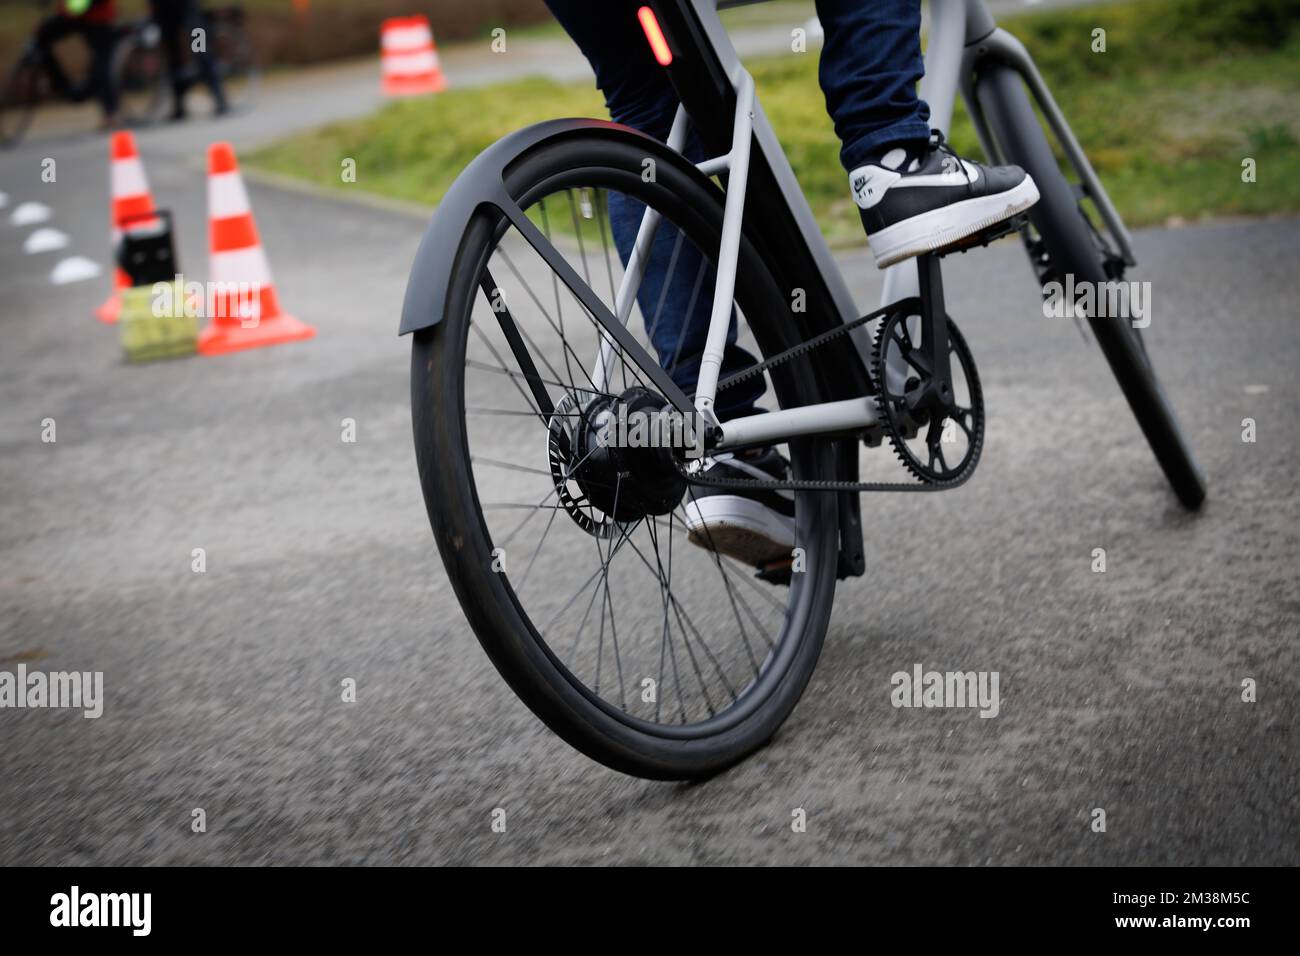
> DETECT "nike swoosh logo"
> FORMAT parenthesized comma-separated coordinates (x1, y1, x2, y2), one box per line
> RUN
(894, 161, 981, 189)
(849, 166, 901, 209)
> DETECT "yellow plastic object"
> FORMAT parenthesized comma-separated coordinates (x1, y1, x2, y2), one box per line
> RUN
(119, 282, 199, 363)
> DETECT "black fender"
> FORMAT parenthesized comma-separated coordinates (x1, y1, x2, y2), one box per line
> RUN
(400, 117, 701, 338)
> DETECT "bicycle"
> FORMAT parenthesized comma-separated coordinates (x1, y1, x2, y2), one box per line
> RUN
(399, 0, 1207, 779)
(0, 4, 257, 148)
(0, 1, 113, 149)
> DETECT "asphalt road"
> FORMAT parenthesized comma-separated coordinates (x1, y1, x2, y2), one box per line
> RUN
(1, 11, 1297, 866)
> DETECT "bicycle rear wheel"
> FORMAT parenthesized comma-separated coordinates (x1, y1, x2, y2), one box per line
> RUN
(0, 54, 44, 149)
(410, 128, 840, 779)
(976, 64, 1206, 510)
(114, 27, 168, 126)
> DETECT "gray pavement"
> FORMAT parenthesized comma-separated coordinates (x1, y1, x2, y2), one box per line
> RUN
(0, 2, 1297, 866)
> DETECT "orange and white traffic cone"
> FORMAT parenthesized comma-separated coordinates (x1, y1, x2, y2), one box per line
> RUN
(196, 142, 315, 356)
(96, 131, 157, 324)
(380, 16, 447, 96)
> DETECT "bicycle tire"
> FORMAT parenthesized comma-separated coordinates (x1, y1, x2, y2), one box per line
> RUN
(976, 64, 1206, 510)
(0, 55, 42, 149)
(113, 29, 168, 127)
(409, 128, 840, 779)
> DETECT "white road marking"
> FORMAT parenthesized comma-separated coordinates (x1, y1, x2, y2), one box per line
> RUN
(24, 227, 71, 254)
(1244, 384, 1269, 395)
(49, 256, 102, 285)
(10, 201, 52, 226)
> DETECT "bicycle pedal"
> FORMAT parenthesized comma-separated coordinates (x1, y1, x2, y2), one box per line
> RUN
(938, 214, 1027, 258)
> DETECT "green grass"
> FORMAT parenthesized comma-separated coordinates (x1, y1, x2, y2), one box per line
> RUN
(248, 0, 1300, 243)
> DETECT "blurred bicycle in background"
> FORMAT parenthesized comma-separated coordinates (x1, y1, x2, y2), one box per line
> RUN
(0, 2, 258, 148)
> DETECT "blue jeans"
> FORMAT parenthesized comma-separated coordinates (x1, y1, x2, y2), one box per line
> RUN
(545, 0, 931, 418)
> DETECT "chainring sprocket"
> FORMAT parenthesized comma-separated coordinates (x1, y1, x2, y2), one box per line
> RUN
(872, 309, 985, 484)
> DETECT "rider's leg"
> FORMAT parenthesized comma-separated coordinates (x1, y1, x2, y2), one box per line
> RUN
(545, 0, 794, 566)
(815, 0, 1038, 266)
(814, 0, 932, 170)
(34, 16, 79, 101)
(542, 0, 763, 421)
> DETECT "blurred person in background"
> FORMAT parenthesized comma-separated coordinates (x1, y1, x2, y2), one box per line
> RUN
(34, 0, 120, 128)
(149, 0, 228, 120)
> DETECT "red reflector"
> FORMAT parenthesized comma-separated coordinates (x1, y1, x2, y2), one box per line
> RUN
(637, 6, 673, 66)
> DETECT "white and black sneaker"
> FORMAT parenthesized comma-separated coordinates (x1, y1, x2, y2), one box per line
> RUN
(682, 447, 796, 567)
(849, 130, 1040, 268)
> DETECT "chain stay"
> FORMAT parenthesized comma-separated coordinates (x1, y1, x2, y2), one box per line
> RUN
(681, 296, 983, 493)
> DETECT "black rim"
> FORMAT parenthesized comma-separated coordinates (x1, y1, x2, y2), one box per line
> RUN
(0, 60, 41, 146)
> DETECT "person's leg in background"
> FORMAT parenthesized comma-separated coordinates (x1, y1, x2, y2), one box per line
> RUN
(153, 4, 188, 120)
(34, 16, 80, 102)
(185, 1, 229, 115)
(152, 0, 229, 121)
(542, 0, 764, 420)
(84, 22, 119, 124)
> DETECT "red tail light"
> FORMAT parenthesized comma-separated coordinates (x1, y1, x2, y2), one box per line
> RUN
(637, 6, 673, 66)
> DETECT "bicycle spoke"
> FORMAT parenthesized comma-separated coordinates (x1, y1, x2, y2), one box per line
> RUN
(471, 456, 553, 478)
(516, 504, 561, 596)
(496, 245, 607, 400)
(681, 483, 767, 671)
(465, 358, 616, 400)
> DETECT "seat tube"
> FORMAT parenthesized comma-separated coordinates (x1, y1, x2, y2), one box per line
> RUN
(693, 70, 755, 424)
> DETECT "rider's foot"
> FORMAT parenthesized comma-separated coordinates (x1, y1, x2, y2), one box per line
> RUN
(683, 447, 795, 568)
(849, 131, 1039, 268)
(214, 99, 230, 117)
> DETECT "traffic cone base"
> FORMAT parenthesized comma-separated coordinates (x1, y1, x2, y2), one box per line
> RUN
(197, 314, 315, 356)
(384, 72, 448, 96)
(96, 276, 126, 324)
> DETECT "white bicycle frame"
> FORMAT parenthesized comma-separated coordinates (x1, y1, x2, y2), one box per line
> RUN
(591, 0, 1132, 453)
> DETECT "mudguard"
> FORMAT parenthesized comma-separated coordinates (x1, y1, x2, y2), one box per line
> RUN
(399, 117, 692, 337)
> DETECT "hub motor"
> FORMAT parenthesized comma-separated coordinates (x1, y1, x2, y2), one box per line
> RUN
(548, 387, 688, 533)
